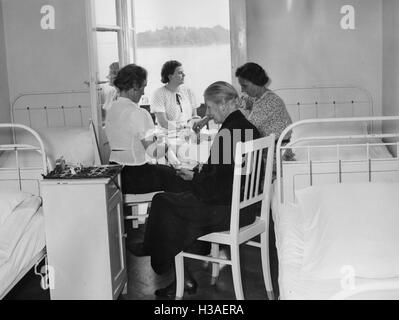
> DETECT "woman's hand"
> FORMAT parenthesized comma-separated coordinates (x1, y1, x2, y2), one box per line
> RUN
(176, 168, 194, 181)
(192, 116, 210, 133)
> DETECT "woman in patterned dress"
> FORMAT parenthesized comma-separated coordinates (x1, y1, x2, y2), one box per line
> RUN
(234, 62, 292, 141)
(194, 62, 292, 143)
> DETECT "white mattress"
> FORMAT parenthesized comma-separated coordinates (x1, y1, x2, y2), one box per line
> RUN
(0, 207, 45, 298)
(271, 184, 399, 299)
(289, 138, 393, 162)
(0, 151, 44, 169)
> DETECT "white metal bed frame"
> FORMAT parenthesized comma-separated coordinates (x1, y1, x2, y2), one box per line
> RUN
(271, 85, 399, 203)
(0, 123, 48, 299)
(274, 85, 374, 122)
(270, 86, 399, 299)
(276, 116, 399, 204)
(11, 90, 91, 128)
(0, 90, 98, 299)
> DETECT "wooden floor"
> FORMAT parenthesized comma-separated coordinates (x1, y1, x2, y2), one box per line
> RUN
(4, 220, 279, 300)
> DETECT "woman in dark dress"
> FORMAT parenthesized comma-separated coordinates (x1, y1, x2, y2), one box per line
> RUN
(132, 81, 261, 298)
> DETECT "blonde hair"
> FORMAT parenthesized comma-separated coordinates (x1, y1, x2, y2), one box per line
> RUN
(204, 81, 239, 106)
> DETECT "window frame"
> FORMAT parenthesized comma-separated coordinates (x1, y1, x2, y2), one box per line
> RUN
(92, 0, 246, 84)
(93, 0, 134, 76)
(86, 0, 246, 159)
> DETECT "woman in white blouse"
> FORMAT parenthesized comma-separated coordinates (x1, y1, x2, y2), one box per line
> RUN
(151, 60, 198, 130)
(105, 64, 190, 194)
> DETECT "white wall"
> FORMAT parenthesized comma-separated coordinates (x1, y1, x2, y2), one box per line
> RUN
(2, 0, 91, 108)
(381, 0, 399, 155)
(0, 1, 11, 143)
(0, 1, 10, 123)
(245, 0, 383, 115)
(382, 0, 399, 117)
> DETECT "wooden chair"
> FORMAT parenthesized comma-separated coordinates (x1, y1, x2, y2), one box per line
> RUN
(174, 134, 276, 300)
(90, 119, 161, 229)
(124, 192, 162, 229)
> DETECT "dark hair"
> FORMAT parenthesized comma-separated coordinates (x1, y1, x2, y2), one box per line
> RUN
(113, 64, 147, 92)
(161, 60, 182, 84)
(235, 62, 269, 87)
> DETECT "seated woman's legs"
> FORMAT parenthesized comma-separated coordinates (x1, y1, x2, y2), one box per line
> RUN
(121, 163, 191, 194)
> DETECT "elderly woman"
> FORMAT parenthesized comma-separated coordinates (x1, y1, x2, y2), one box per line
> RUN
(105, 63, 189, 195)
(151, 60, 198, 130)
(131, 81, 261, 298)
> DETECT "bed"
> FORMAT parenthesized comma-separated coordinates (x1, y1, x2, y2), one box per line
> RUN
(1, 90, 98, 178)
(0, 123, 48, 299)
(271, 86, 399, 299)
(0, 90, 98, 299)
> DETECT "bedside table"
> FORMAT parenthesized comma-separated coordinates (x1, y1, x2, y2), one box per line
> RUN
(40, 173, 127, 300)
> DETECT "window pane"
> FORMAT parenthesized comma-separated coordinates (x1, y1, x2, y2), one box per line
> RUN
(134, 0, 231, 104)
(94, 0, 117, 26)
(127, 0, 134, 29)
(96, 32, 119, 80)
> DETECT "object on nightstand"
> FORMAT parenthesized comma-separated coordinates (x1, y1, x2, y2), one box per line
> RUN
(43, 164, 123, 179)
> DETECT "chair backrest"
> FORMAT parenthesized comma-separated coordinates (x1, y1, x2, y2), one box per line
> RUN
(229, 135, 275, 234)
(140, 105, 156, 124)
(89, 120, 103, 165)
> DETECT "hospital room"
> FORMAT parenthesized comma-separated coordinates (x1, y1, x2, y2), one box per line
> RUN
(1, 0, 399, 303)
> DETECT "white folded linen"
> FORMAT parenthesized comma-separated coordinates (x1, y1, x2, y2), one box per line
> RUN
(0, 191, 32, 225)
(0, 196, 42, 266)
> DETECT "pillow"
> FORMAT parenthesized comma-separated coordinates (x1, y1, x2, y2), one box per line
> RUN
(296, 182, 399, 279)
(15, 127, 95, 167)
(291, 121, 367, 142)
(0, 191, 32, 225)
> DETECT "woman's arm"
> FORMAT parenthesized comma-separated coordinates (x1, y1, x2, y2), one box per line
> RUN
(141, 137, 168, 159)
(154, 112, 171, 129)
(192, 116, 210, 133)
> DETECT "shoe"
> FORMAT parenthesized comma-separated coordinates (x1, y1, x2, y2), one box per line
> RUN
(154, 277, 198, 298)
(129, 242, 148, 257)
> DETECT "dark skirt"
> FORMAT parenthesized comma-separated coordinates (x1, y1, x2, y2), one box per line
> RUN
(118, 163, 191, 194)
(143, 191, 258, 275)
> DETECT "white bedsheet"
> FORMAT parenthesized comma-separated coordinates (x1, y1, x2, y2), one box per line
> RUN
(289, 138, 393, 162)
(0, 207, 45, 297)
(0, 196, 42, 265)
(271, 184, 399, 299)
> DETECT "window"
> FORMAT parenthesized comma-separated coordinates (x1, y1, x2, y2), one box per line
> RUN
(93, 0, 134, 80)
(134, 0, 231, 104)
(92, 0, 245, 101)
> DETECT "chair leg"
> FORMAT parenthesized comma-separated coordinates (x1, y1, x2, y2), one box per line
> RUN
(132, 205, 139, 229)
(137, 203, 148, 225)
(230, 243, 244, 300)
(210, 243, 220, 285)
(175, 253, 185, 300)
(122, 282, 128, 295)
(260, 232, 274, 300)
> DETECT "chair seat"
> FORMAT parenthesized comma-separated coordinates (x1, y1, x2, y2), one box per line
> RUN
(198, 217, 265, 245)
(124, 191, 162, 204)
(123, 191, 163, 229)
